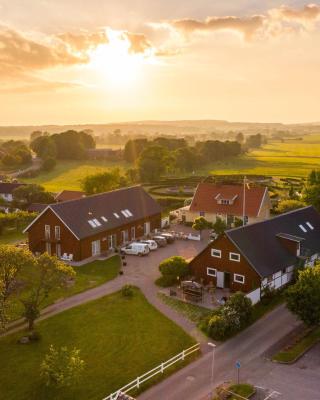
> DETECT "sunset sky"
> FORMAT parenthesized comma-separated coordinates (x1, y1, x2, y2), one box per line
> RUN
(1, 1, 320, 125)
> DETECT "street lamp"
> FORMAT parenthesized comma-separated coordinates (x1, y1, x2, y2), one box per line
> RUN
(208, 342, 216, 397)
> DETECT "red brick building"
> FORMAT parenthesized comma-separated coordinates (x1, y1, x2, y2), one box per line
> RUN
(190, 206, 320, 294)
(24, 186, 161, 262)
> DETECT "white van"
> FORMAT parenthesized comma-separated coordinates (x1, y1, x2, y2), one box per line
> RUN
(121, 242, 150, 256)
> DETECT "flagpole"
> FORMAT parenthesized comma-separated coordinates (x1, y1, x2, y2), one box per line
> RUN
(243, 176, 246, 226)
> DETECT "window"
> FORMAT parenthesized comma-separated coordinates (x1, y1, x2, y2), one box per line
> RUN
(234, 274, 245, 284)
(125, 209, 133, 217)
(113, 213, 120, 219)
(211, 249, 221, 258)
(45, 225, 50, 239)
(207, 267, 217, 277)
(101, 216, 108, 222)
(121, 210, 130, 218)
(93, 218, 101, 227)
(306, 222, 314, 230)
(131, 226, 136, 240)
(229, 252, 240, 262)
(45, 242, 51, 255)
(55, 226, 60, 240)
(199, 211, 205, 216)
(299, 224, 307, 233)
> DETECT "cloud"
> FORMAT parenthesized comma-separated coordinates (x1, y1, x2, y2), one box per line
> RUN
(170, 15, 265, 40)
(276, 4, 320, 21)
(0, 26, 87, 78)
(122, 31, 152, 54)
(57, 30, 108, 52)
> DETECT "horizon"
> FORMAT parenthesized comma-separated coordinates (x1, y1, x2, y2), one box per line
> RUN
(1, 1, 320, 125)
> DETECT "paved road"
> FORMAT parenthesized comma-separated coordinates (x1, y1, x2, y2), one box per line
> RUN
(139, 304, 301, 400)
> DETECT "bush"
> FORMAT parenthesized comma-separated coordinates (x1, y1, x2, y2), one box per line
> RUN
(155, 275, 177, 287)
(28, 331, 41, 342)
(206, 292, 253, 340)
(121, 284, 134, 297)
(159, 256, 189, 284)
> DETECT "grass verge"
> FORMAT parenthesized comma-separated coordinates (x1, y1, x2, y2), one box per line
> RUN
(214, 383, 255, 400)
(0, 287, 195, 400)
(272, 326, 320, 363)
(158, 292, 212, 323)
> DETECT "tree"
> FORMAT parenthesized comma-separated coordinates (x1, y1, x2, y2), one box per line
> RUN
(173, 147, 199, 172)
(276, 199, 305, 214)
(40, 345, 85, 388)
(0, 246, 34, 330)
(81, 168, 126, 195)
(159, 256, 189, 285)
(41, 157, 56, 172)
(192, 217, 210, 239)
(225, 292, 252, 327)
(286, 264, 320, 326)
(137, 145, 168, 182)
(212, 217, 227, 235)
(20, 253, 75, 330)
(236, 132, 244, 144)
(245, 134, 263, 149)
(124, 138, 148, 163)
(12, 184, 54, 208)
(234, 217, 243, 227)
(303, 181, 320, 211)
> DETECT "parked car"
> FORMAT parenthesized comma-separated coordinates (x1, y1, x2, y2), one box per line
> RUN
(140, 239, 158, 251)
(160, 232, 175, 243)
(121, 242, 150, 256)
(153, 235, 167, 247)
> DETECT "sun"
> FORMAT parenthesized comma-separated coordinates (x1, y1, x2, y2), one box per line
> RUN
(89, 30, 147, 87)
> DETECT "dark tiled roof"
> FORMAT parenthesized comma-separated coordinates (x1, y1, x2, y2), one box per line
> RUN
(190, 183, 268, 217)
(36, 186, 161, 239)
(27, 203, 48, 213)
(55, 190, 85, 202)
(0, 182, 25, 194)
(226, 206, 320, 278)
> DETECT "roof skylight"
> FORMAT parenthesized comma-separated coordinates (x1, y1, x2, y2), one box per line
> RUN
(101, 216, 108, 222)
(88, 220, 97, 228)
(93, 218, 101, 226)
(306, 222, 314, 230)
(299, 224, 307, 233)
(121, 210, 129, 218)
(113, 213, 120, 219)
(125, 209, 133, 217)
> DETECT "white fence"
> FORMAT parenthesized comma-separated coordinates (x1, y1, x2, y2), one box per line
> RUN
(103, 343, 200, 400)
(246, 287, 261, 305)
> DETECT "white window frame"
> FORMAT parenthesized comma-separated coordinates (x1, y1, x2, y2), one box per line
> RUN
(229, 252, 240, 262)
(207, 267, 217, 277)
(55, 226, 60, 240)
(211, 249, 221, 258)
(45, 242, 51, 255)
(234, 273, 245, 284)
(131, 226, 136, 240)
(45, 224, 50, 239)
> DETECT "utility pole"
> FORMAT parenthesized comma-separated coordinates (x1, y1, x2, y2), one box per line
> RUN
(208, 342, 216, 397)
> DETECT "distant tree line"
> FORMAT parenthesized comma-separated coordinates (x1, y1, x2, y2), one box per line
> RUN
(124, 137, 242, 182)
(0, 140, 32, 167)
(30, 130, 96, 172)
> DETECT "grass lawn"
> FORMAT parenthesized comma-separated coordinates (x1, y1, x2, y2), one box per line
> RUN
(272, 326, 320, 363)
(158, 292, 212, 323)
(0, 228, 27, 245)
(8, 256, 121, 321)
(214, 383, 255, 400)
(21, 159, 130, 192)
(0, 288, 195, 400)
(251, 293, 284, 324)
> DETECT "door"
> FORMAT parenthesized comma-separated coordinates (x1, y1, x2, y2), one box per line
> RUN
(224, 272, 231, 289)
(56, 244, 61, 258)
(91, 240, 101, 256)
(216, 271, 224, 288)
(131, 226, 136, 240)
(144, 221, 150, 235)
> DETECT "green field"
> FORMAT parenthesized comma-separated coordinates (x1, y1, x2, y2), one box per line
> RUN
(206, 136, 320, 178)
(0, 288, 194, 400)
(0, 228, 27, 245)
(22, 160, 129, 192)
(21, 134, 320, 192)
